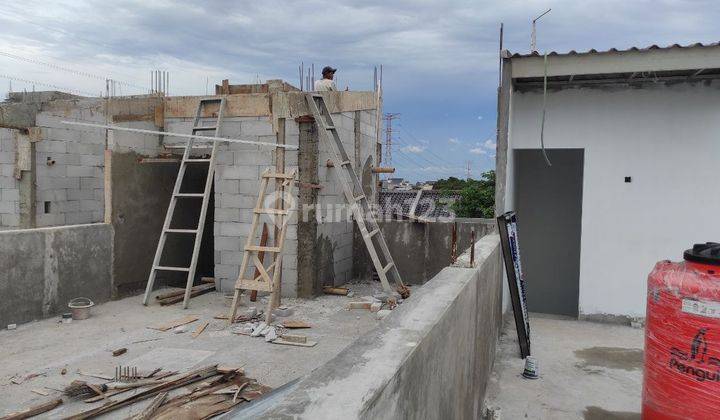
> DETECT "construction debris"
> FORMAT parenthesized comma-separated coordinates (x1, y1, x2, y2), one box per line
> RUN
(112, 347, 127, 357)
(148, 316, 199, 331)
(279, 320, 311, 329)
(376, 309, 391, 320)
(347, 302, 372, 310)
(192, 322, 209, 338)
(0, 398, 62, 420)
(156, 283, 216, 306)
(272, 306, 293, 317)
(132, 392, 168, 420)
(323, 286, 349, 296)
(272, 337, 317, 347)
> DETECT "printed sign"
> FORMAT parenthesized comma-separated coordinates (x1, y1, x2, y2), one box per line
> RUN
(497, 211, 531, 358)
(682, 299, 720, 319)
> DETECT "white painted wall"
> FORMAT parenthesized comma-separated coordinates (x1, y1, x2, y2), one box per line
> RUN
(506, 80, 720, 317)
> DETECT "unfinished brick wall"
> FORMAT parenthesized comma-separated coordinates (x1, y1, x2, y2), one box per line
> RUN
(0, 128, 20, 229)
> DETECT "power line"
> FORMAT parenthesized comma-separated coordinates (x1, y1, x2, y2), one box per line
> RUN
(0, 50, 147, 91)
(0, 74, 98, 96)
(383, 113, 400, 167)
(397, 124, 456, 166)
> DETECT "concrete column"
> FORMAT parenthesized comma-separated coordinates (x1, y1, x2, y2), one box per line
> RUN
(17, 130, 37, 229)
(494, 55, 513, 215)
(296, 116, 319, 297)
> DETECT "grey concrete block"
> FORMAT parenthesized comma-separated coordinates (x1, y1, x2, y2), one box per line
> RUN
(66, 189, 94, 201)
(215, 236, 240, 251)
(80, 199, 102, 212)
(242, 120, 274, 137)
(67, 165, 98, 178)
(215, 208, 240, 222)
(221, 250, 243, 265)
(216, 179, 240, 194)
(1, 213, 19, 227)
(219, 222, 250, 237)
(2, 189, 19, 202)
(65, 211, 94, 225)
(215, 263, 239, 279)
(80, 154, 104, 167)
(80, 177, 103, 190)
(220, 194, 256, 209)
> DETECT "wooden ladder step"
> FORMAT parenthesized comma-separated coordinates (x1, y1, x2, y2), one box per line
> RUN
(193, 126, 217, 131)
(185, 158, 211, 163)
(175, 193, 204, 197)
(254, 208, 289, 215)
(353, 194, 366, 202)
(154, 265, 190, 272)
(325, 125, 335, 130)
(165, 228, 198, 234)
(339, 160, 351, 166)
(262, 172, 295, 179)
(245, 245, 282, 253)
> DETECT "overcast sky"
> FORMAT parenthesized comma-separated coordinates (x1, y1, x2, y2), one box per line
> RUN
(1, 1, 716, 181)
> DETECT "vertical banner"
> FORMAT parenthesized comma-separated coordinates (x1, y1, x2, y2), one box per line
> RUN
(497, 211, 531, 358)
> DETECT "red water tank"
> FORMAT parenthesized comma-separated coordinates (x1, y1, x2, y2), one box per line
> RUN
(643, 243, 720, 419)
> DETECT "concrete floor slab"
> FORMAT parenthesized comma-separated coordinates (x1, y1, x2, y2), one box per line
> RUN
(485, 314, 644, 420)
(0, 281, 383, 418)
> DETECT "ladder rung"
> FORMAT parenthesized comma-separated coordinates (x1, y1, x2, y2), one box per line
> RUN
(364, 228, 380, 239)
(154, 265, 190, 272)
(353, 194, 366, 202)
(245, 245, 282, 253)
(311, 93, 323, 98)
(193, 126, 217, 131)
(175, 193, 204, 197)
(325, 125, 335, 130)
(185, 158, 211, 163)
(200, 98, 223, 103)
(262, 172, 295, 179)
(165, 229, 198, 234)
(339, 160, 351, 166)
(382, 262, 395, 274)
(254, 208, 289, 215)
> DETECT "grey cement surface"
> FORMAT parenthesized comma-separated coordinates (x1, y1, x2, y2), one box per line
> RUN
(485, 314, 644, 420)
(244, 234, 503, 419)
(0, 223, 112, 327)
(0, 281, 384, 419)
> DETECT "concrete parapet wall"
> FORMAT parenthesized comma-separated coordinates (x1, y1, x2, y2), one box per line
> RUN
(239, 233, 503, 419)
(0, 223, 113, 326)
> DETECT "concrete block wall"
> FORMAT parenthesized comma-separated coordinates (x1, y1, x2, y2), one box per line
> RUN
(0, 128, 20, 229)
(316, 110, 377, 286)
(244, 234, 504, 419)
(34, 110, 106, 227)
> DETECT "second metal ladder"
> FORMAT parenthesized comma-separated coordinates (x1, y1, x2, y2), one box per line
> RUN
(306, 93, 406, 295)
(143, 97, 226, 308)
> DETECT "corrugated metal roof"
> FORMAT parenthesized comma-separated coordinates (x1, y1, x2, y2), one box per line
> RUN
(509, 41, 720, 58)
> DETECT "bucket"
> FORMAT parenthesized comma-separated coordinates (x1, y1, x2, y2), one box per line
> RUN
(68, 297, 94, 320)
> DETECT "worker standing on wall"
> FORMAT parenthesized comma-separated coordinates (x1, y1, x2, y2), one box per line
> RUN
(314, 66, 338, 91)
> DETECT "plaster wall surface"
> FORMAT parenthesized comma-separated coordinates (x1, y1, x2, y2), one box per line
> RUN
(505, 80, 720, 317)
(0, 223, 112, 326)
(238, 234, 503, 419)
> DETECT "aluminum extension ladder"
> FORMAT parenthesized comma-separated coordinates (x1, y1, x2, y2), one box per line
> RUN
(306, 93, 406, 295)
(143, 97, 226, 308)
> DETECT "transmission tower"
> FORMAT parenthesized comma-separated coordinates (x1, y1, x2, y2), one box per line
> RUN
(384, 113, 400, 167)
(466, 160, 472, 179)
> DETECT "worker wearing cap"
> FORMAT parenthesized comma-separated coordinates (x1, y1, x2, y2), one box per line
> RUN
(314, 66, 338, 91)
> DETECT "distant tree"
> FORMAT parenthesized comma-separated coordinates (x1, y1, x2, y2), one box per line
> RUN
(451, 170, 495, 218)
(434, 176, 466, 191)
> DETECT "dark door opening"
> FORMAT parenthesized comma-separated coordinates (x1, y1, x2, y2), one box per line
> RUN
(514, 149, 584, 317)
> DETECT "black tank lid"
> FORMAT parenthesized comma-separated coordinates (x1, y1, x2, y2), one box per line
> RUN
(684, 243, 720, 266)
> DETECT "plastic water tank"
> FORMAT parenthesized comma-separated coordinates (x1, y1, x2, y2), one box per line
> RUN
(643, 243, 720, 419)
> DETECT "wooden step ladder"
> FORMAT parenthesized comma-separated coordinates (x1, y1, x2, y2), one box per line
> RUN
(143, 97, 226, 308)
(227, 169, 298, 325)
(306, 93, 406, 296)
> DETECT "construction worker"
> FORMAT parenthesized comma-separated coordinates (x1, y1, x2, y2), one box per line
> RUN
(314, 66, 337, 91)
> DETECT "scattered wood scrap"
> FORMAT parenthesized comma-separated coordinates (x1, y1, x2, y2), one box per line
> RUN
(347, 301, 371, 310)
(148, 316, 199, 331)
(156, 283, 215, 306)
(280, 320, 311, 329)
(323, 286, 349, 296)
(30, 389, 49, 396)
(0, 398, 62, 420)
(112, 347, 127, 357)
(272, 337, 317, 347)
(61, 365, 270, 420)
(192, 322, 209, 338)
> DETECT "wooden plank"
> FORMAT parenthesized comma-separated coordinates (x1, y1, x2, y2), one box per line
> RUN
(280, 334, 307, 343)
(280, 320, 311, 329)
(155, 283, 214, 300)
(132, 392, 167, 420)
(148, 316, 199, 331)
(250, 224, 269, 302)
(192, 322, 209, 338)
(112, 113, 153, 123)
(0, 398, 62, 420)
(157, 283, 215, 306)
(323, 286, 349, 296)
(272, 338, 317, 347)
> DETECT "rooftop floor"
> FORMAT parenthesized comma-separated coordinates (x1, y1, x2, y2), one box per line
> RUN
(0, 281, 384, 418)
(485, 314, 644, 420)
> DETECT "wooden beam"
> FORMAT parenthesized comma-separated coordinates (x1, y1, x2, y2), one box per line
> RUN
(1, 398, 62, 420)
(372, 167, 395, 174)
